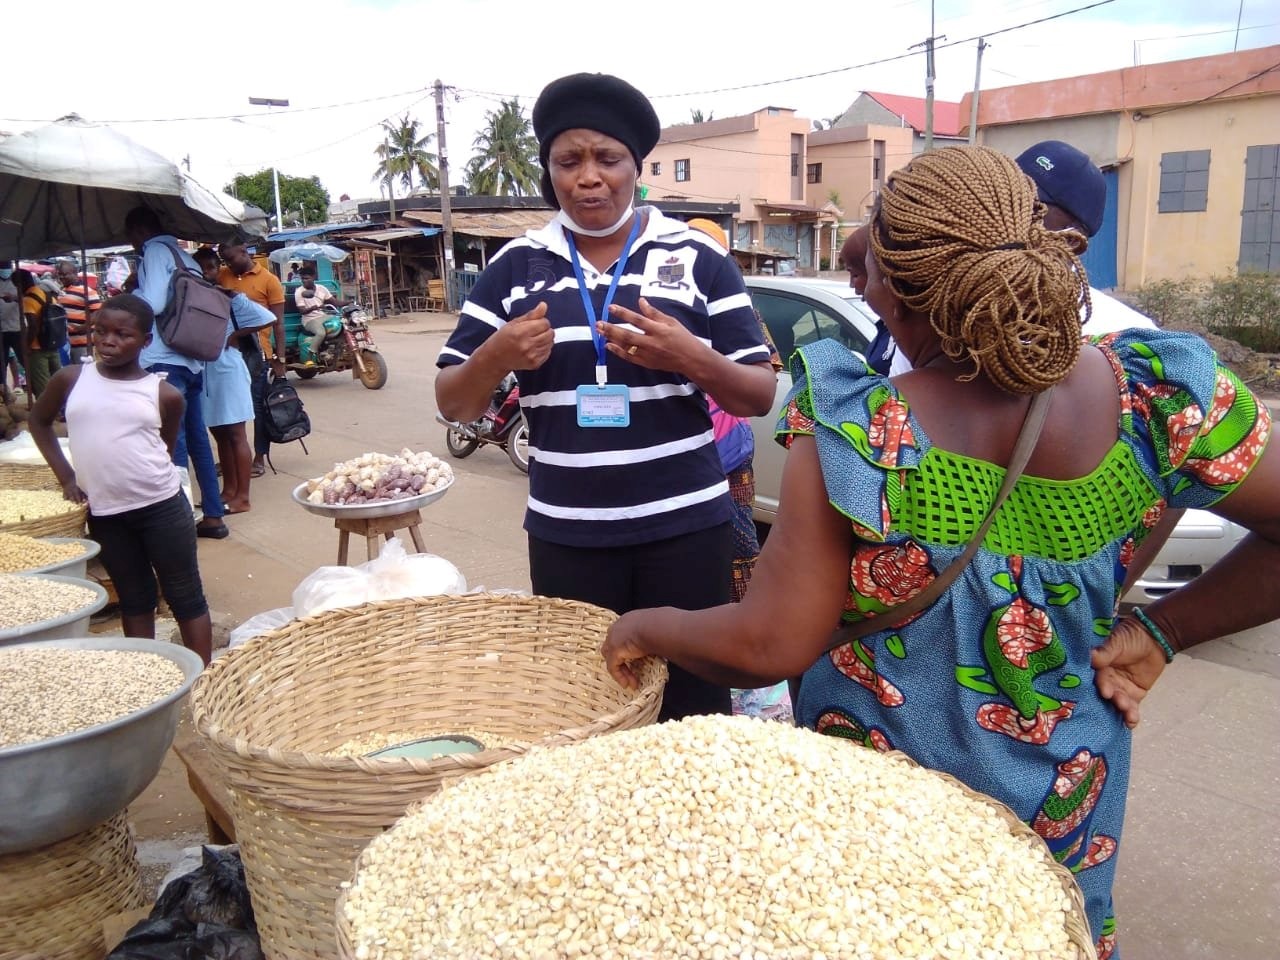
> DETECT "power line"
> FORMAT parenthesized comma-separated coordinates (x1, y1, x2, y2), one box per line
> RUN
(648, 0, 1119, 98)
(452, 0, 1116, 104)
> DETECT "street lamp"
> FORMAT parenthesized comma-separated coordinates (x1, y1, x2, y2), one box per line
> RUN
(248, 96, 289, 233)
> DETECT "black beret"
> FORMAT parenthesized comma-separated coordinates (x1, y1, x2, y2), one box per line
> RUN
(533, 73, 660, 172)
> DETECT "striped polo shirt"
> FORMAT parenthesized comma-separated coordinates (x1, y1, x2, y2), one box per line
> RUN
(437, 207, 773, 548)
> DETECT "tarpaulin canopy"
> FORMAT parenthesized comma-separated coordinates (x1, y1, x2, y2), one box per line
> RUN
(0, 116, 269, 260)
(268, 242, 349, 264)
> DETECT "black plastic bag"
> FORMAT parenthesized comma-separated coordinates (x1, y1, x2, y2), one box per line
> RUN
(107, 845, 261, 960)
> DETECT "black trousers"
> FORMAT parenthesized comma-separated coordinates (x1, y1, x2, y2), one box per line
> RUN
(529, 523, 733, 722)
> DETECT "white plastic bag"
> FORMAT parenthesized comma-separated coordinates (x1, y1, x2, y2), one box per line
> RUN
(292, 565, 372, 617)
(290, 539, 467, 617)
(0, 431, 72, 465)
(228, 606, 296, 649)
(363, 538, 466, 601)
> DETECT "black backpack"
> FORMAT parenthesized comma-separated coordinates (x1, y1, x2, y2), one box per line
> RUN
(34, 284, 68, 350)
(264, 376, 311, 447)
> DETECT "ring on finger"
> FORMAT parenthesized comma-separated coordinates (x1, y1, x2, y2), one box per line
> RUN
(627, 344, 638, 356)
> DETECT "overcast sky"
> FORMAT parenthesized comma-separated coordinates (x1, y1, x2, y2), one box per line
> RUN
(3, 0, 1276, 206)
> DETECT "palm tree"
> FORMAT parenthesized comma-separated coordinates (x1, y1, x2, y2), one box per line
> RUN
(373, 115, 439, 199)
(690, 108, 714, 124)
(465, 99, 540, 197)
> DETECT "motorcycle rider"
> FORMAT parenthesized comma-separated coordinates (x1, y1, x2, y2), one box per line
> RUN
(294, 265, 350, 366)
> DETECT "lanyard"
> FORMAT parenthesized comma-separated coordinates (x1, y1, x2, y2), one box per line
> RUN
(566, 213, 643, 387)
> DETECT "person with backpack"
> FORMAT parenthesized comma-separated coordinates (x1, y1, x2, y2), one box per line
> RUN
(124, 206, 228, 539)
(15, 268, 65, 403)
(217, 242, 287, 479)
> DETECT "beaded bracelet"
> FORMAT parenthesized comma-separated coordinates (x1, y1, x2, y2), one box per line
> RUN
(1133, 607, 1176, 663)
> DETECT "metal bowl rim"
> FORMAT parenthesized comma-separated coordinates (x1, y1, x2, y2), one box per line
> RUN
(290, 474, 454, 519)
(0, 574, 109, 641)
(12, 537, 102, 576)
(0, 635, 204, 759)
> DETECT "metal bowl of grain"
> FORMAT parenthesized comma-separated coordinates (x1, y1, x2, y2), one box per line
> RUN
(0, 573, 109, 646)
(16, 537, 101, 580)
(0, 636, 204, 854)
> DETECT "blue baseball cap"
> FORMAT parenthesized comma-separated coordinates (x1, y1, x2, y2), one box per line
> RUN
(1015, 140, 1106, 238)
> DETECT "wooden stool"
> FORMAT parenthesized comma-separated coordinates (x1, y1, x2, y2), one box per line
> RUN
(334, 508, 427, 565)
(172, 713, 236, 844)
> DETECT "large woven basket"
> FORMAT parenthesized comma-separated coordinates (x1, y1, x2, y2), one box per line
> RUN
(335, 739, 1097, 960)
(0, 810, 147, 960)
(0, 466, 87, 538)
(0, 461, 60, 491)
(191, 593, 667, 960)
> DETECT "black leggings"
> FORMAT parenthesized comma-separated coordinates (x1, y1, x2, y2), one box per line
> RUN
(88, 491, 209, 621)
(529, 523, 733, 721)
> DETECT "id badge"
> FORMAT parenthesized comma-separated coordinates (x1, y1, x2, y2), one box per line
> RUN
(576, 383, 630, 428)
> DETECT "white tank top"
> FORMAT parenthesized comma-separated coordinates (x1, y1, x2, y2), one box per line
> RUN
(65, 363, 181, 516)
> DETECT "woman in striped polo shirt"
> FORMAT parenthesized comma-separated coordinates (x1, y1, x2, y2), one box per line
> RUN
(436, 73, 777, 720)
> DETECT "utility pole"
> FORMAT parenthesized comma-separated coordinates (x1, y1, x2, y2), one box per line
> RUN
(434, 78, 455, 308)
(968, 38, 987, 146)
(910, 1, 946, 152)
(249, 96, 289, 232)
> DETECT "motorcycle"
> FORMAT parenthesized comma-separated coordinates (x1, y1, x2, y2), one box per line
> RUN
(288, 303, 388, 390)
(436, 373, 529, 474)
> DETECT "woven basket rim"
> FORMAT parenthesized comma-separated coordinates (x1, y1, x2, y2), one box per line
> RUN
(191, 593, 667, 777)
(335, 735, 1097, 960)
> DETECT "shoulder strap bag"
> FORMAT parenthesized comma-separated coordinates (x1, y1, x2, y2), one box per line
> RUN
(825, 386, 1055, 653)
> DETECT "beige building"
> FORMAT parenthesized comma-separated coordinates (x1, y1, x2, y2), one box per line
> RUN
(646, 104, 938, 271)
(644, 107, 835, 271)
(805, 123, 915, 225)
(962, 44, 1280, 288)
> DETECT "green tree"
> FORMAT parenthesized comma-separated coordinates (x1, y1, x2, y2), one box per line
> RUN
(225, 171, 330, 226)
(464, 98, 539, 197)
(690, 108, 714, 123)
(373, 115, 439, 199)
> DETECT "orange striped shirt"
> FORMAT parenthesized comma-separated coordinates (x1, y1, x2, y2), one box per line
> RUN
(57, 282, 102, 348)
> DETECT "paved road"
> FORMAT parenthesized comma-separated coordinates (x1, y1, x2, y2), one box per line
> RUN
(152, 316, 1279, 959)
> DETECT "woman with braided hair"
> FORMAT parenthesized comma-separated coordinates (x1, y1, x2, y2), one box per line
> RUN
(604, 146, 1280, 955)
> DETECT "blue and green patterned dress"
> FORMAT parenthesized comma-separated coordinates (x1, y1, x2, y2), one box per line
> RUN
(777, 331, 1272, 958)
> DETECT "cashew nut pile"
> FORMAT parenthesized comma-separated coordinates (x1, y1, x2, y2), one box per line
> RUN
(0, 532, 86, 573)
(305, 450, 453, 507)
(342, 714, 1079, 960)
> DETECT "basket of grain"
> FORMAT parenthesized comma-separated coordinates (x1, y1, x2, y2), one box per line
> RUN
(0, 811, 148, 960)
(338, 714, 1097, 960)
(0, 460, 60, 491)
(0, 487, 87, 538)
(191, 593, 667, 960)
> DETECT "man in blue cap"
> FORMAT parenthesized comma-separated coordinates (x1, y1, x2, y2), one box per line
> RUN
(1015, 140, 1107, 238)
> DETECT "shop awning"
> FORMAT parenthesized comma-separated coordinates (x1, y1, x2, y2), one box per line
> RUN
(268, 222, 371, 242)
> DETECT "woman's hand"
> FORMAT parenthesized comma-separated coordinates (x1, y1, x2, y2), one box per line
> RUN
(59, 477, 87, 505)
(494, 302, 554, 371)
(600, 298, 704, 374)
(601, 612, 658, 691)
(1092, 617, 1169, 729)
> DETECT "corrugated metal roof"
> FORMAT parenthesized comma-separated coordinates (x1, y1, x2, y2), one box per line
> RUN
(268, 222, 372, 242)
(404, 209, 554, 238)
(348, 227, 441, 241)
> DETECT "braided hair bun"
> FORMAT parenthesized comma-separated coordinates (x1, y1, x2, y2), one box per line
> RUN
(869, 146, 1090, 395)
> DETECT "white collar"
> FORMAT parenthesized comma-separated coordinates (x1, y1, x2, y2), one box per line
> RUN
(528, 205, 685, 262)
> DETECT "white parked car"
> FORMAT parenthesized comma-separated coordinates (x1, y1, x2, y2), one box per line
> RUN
(742, 276, 1240, 603)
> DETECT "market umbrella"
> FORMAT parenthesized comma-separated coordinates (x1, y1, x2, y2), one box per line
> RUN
(0, 115, 270, 261)
(267, 242, 349, 264)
